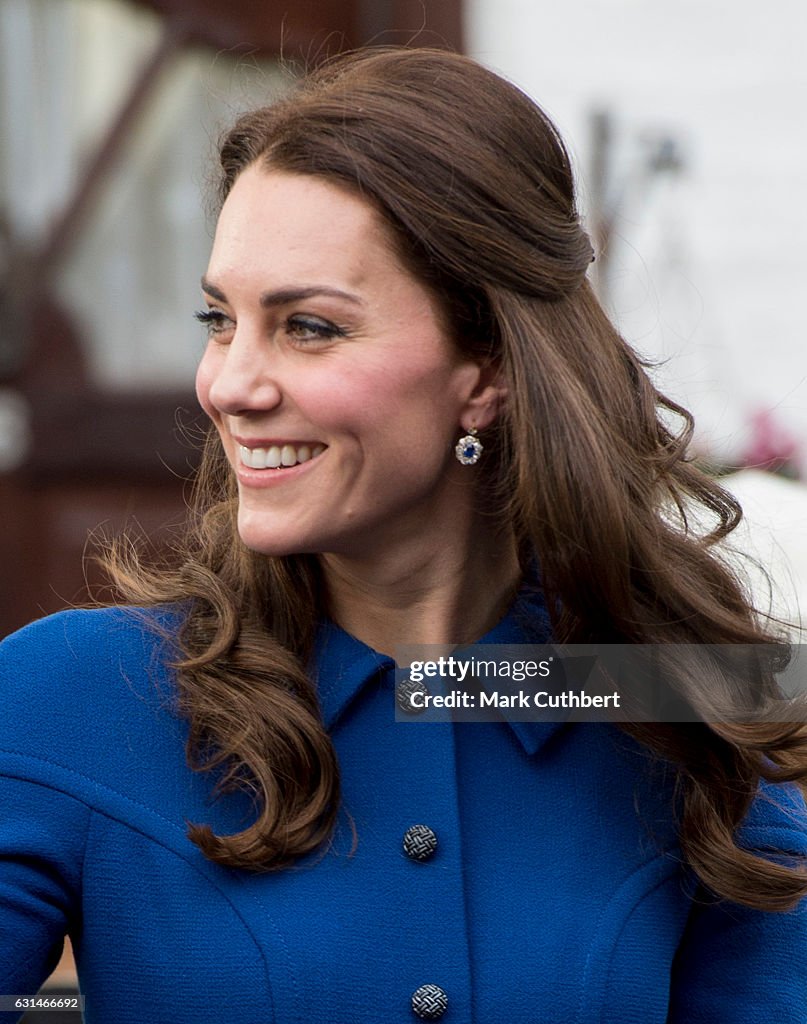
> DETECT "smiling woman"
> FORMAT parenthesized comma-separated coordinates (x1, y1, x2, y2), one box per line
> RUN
(194, 168, 505, 588)
(1, 46, 807, 1024)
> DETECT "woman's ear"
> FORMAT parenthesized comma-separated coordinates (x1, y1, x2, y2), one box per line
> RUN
(461, 362, 508, 432)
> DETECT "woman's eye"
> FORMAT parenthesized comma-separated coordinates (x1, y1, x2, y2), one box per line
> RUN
(194, 308, 232, 337)
(286, 315, 346, 344)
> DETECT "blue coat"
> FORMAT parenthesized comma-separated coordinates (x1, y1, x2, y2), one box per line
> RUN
(1, 590, 806, 1023)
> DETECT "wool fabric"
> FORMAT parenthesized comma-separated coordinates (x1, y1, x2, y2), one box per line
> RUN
(1, 590, 806, 1022)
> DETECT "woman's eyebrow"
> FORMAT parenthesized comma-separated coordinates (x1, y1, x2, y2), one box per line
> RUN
(200, 277, 227, 302)
(199, 278, 364, 309)
(200, 277, 363, 308)
(260, 286, 364, 308)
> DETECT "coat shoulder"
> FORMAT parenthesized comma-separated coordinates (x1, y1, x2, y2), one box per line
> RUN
(0, 604, 186, 760)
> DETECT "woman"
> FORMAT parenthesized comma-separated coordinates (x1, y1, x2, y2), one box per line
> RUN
(1, 47, 806, 1023)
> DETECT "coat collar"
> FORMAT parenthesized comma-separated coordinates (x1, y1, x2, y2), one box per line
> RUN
(311, 576, 565, 757)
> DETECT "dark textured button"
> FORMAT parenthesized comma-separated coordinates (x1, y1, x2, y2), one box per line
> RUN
(396, 677, 429, 714)
(403, 824, 438, 862)
(411, 984, 448, 1019)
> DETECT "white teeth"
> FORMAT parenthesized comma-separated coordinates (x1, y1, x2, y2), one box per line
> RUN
(239, 443, 325, 470)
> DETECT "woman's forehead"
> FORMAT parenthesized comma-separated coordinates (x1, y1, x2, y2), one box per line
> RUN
(205, 165, 440, 318)
(209, 168, 390, 285)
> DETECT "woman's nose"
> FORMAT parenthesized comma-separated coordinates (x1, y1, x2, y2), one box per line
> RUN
(204, 332, 283, 417)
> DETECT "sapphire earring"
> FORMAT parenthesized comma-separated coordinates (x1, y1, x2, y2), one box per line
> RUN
(454, 427, 483, 465)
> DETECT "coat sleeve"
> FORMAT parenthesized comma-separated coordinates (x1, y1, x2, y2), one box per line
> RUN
(0, 777, 90, 1017)
(0, 614, 94, 1022)
(668, 789, 807, 1023)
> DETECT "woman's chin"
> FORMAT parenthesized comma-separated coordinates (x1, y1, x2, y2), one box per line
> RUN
(236, 517, 307, 559)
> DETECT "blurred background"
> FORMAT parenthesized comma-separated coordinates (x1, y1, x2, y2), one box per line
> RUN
(1, 0, 806, 1009)
(0, 0, 464, 653)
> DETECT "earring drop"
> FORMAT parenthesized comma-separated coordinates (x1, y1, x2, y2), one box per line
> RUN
(455, 427, 483, 465)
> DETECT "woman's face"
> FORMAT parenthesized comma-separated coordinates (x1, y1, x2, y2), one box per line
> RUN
(196, 166, 495, 560)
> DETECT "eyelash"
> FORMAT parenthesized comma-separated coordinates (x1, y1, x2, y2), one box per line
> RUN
(193, 310, 346, 344)
(286, 315, 347, 343)
(194, 309, 231, 336)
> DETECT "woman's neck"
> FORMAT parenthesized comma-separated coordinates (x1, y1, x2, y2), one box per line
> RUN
(318, 524, 522, 656)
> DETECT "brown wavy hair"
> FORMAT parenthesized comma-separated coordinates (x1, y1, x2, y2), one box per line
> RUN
(106, 47, 807, 908)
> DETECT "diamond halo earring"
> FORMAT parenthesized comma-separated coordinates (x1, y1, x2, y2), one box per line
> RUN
(454, 426, 483, 466)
